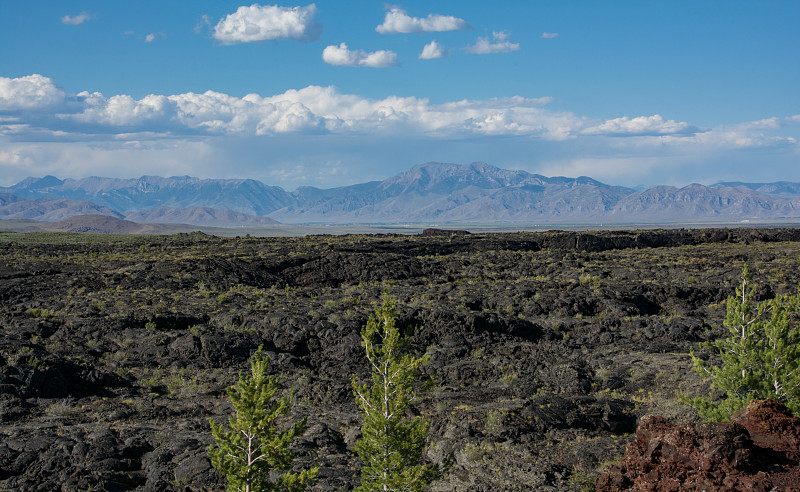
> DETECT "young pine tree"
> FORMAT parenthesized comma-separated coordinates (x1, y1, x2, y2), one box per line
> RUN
(352, 295, 439, 492)
(209, 346, 318, 492)
(688, 265, 800, 421)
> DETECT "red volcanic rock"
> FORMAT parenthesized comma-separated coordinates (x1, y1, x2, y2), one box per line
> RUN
(597, 400, 800, 491)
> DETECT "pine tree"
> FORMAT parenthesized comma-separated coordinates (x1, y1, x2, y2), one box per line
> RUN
(352, 295, 439, 492)
(209, 346, 318, 492)
(688, 265, 800, 421)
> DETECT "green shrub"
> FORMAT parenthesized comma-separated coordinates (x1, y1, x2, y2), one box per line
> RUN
(688, 265, 800, 421)
(352, 295, 439, 491)
(209, 346, 318, 492)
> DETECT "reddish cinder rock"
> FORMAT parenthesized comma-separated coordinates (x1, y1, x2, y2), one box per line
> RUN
(597, 400, 800, 491)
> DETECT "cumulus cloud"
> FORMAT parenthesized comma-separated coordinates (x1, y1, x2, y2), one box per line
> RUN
(0, 75, 575, 139)
(541, 32, 558, 39)
(465, 31, 520, 54)
(61, 13, 91, 25)
(322, 43, 399, 68)
(70, 94, 177, 127)
(419, 41, 446, 60)
(0, 74, 66, 112)
(376, 8, 471, 34)
(213, 4, 321, 44)
(582, 115, 696, 137)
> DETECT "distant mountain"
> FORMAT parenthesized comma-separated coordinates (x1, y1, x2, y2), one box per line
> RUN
(268, 163, 636, 223)
(711, 181, 800, 199)
(0, 193, 123, 221)
(4, 175, 294, 215)
(124, 207, 281, 227)
(612, 184, 800, 221)
(268, 162, 800, 224)
(37, 215, 154, 234)
(4, 162, 800, 225)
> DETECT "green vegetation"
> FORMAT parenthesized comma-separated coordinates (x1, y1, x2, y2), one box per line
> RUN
(688, 265, 800, 421)
(352, 295, 439, 492)
(0, 231, 159, 245)
(209, 346, 318, 492)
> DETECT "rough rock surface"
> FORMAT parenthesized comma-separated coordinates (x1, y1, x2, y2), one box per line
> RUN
(2, 228, 800, 490)
(597, 400, 800, 491)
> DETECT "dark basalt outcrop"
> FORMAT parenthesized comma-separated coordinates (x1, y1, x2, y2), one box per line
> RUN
(1, 228, 800, 490)
(597, 400, 800, 491)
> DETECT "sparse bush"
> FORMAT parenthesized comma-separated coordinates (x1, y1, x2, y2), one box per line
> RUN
(26, 307, 58, 320)
(484, 409, 506, 435)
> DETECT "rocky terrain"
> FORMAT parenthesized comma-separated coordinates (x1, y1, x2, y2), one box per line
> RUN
(2, 228, 800, 491)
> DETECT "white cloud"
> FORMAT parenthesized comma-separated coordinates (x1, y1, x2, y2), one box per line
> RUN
(541, 32, 558, 39)
(5, 73, 798, 179)
(143, 32, 165, 43)
(213, 4, 321, 44)
(195, 14, 212, 34)
(419, 41, 446, 60)
(376, 8, 470, 34)
(583, 115, 696, 136)
(465, 31, 520, 54)
(322, 43, 398, 68)
(674, 119, 797, 149)
(0, 75, 575, 139)
(0, 74, 66, 111)
(742, 117, 781, 130)
(61, 13, 91, 25)
(69, 94, 177, 127)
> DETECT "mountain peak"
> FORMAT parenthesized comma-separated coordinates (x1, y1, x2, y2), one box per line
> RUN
(12, 175, 64, 190)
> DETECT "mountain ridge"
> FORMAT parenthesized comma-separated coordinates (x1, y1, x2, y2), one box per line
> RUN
(4, 162, 800, 226)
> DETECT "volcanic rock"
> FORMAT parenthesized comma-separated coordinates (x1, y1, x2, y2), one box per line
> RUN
(597, 399, 800, 491)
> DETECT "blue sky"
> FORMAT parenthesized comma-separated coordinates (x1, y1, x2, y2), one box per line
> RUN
(1, 1, 798, 190)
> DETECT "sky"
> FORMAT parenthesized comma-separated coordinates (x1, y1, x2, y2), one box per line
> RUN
(0, 0, 798, 190)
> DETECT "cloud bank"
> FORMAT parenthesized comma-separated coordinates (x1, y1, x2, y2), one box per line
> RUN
(376, 8, 470, 34)
(0, 74, 737, 141)
(213, 4, 322, 44)
(1, 74, 797, 190)
(322, 43, 398, 68)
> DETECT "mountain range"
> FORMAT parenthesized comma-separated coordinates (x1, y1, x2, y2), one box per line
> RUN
(3, 162, 800, 227)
